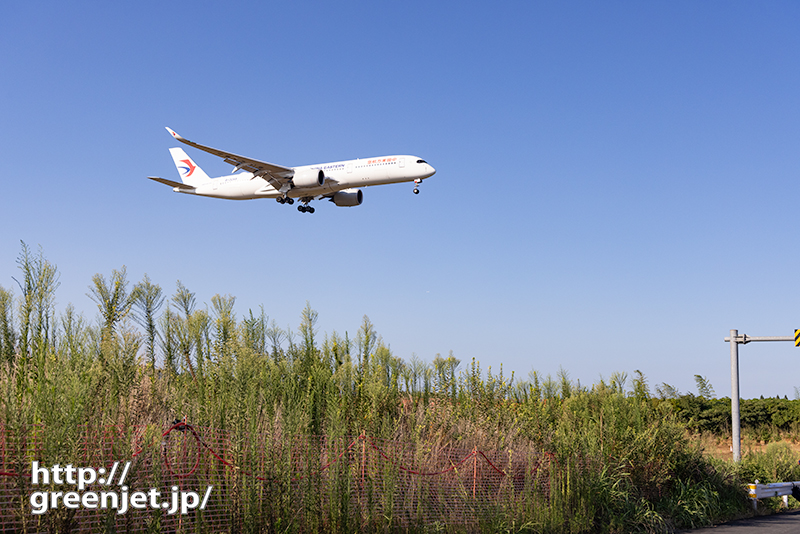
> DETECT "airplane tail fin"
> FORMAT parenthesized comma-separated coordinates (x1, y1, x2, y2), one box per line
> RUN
(169, 147, 211, 186)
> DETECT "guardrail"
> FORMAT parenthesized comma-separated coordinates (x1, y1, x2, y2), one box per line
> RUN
(747, 480, 800, 510)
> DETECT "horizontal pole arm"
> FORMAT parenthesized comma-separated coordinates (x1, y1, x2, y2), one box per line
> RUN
(723, 335, 794, 344)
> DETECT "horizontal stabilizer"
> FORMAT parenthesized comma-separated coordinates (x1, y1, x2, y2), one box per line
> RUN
(148, 176, 196, 190)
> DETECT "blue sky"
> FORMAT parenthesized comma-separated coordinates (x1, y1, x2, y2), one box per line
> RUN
(1, 1, 799, 398)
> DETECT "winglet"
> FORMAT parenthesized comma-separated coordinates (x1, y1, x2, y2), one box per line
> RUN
(165, 126, 184, 141)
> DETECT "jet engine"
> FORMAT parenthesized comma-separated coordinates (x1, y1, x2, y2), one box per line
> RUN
(330, 188, 363, 207)
(291, 169, 325, 188)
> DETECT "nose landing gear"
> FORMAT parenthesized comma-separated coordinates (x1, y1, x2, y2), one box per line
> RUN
(413, 179, 421, 194)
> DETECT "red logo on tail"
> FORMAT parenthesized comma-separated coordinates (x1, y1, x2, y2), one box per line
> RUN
(179, 159, 196, 177)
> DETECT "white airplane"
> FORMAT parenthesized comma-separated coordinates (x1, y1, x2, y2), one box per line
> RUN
(148, 127, 436, 213)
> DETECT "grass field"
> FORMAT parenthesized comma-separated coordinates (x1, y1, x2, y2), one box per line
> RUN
(2, 245, 799, 532)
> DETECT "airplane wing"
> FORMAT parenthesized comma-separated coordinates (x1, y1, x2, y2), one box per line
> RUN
(165, 127, 294, 190)
(148, 176, 196, 190)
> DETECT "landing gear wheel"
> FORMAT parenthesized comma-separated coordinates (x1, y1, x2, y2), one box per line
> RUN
(298, 205, 305, 213)
(276, 197, 283, 204)
(287, 198, 294, 205)
(308, 207, 315, 214)
(413, 188, 419, 194)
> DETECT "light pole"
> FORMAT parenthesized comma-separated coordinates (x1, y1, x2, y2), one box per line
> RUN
(729, 330, 740, 462)
(723, 330, 796, 462)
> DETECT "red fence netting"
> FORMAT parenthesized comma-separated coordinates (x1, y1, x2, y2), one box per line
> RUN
(0, 423, 556, 533)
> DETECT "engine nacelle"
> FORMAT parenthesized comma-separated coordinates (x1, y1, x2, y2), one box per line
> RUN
(292, 169, 324, 188)
(331, 188, 363, 207)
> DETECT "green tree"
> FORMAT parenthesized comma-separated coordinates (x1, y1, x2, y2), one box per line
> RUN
(298, 301, 319, 371)
(266, 319, 285, 360)
(14, 242, 59, 371)
(211, 294, 236, 359)
(560, 367, 575, 398)
(242, 306, 268, 355)
(171, 281, 197, 379)
(631, 370, 650, 400)
(59, 304, 89, 363)
(133, 274, 165, 371)
(432, 351, 460, 397)
(87, 266, 139, 351)
(656, 382, 680, 399)
(191, 308, 211, 378)
(694, 374, 716, 399)
(355, 315, 377, 375)
(159, 306, 179, 376)
(0, 285, 15, 364)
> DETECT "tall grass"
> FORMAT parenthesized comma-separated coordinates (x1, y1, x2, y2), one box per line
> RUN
(0, 246, 754, 532)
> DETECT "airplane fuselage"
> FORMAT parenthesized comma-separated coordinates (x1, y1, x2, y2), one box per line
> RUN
(179, 156, 435, 200)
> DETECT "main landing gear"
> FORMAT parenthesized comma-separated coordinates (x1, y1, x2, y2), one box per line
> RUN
(413, 179, 421, 194)
(297, 197, 315, 214)
(278, 195, 315, 213)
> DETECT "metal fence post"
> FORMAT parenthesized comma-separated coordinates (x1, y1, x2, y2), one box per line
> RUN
(472, 447, 477, 498)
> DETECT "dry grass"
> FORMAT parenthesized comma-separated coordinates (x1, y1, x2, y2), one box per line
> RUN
(693, 433, 800, 461)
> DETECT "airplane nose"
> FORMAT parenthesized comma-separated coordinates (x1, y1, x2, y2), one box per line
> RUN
(426, 164, 436, 177)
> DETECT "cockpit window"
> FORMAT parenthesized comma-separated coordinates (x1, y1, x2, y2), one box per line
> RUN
(416, 159, 427, 164)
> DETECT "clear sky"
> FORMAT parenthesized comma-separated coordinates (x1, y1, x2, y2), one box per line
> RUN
(1, 1, 799, 399)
